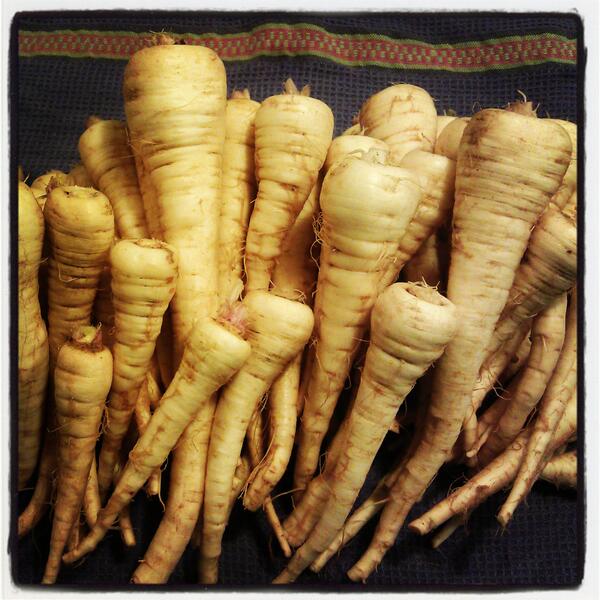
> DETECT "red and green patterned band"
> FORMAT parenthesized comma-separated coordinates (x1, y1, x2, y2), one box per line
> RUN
(19, 24, 576, 71)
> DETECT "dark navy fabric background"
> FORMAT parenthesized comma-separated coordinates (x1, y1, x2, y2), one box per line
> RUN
(13, 11, 581, 588)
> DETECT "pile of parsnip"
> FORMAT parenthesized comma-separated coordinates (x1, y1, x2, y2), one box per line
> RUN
(18, 34, 578, 585)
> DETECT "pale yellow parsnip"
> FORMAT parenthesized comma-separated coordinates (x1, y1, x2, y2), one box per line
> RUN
(124, 38, 226, 360)
(348, 109, 571, 582)
(97, 239, 177, 499)
(79, 117, 149, 239)
(30, 170, 74, 211)
(359, 84, 437, 164)
(200, 291, 314, 584)
(275, 283, 457, 583)
(68, 163, 94, 187)
(42, 326, 112, 584)
(434, 117, 470, 160)
(293, 150, 421, 496)
(244, 79, 333, 292)
(44, 185, 114, 368)
(218, 90, 260, 303)
(63, 315, 251, 567)
(18, 182, 49, 489)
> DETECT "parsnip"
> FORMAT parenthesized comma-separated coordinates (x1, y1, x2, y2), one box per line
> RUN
(359, 84, 437, 163)
(244, 79, 333, 292)
(348, 109, 571, 582)
(293, 150, 421, 495)
(18, 182, 49, 489)
(97, 239, 177, 499)
(218, 90, 260, 303)
(79, 117, 149, 239)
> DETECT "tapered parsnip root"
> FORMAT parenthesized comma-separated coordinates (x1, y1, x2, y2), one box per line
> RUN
(390, 149, 455, 278)
(64, 314, 251, 567)
(97, 239, 177, 499)
(134, 372, 162, 496)
(79, 117, 149, 238)
(18, 425, 57, 538)
(245, 407, 292, 557)
(275, 283, 457, 583)
(482, 205, 577, 372)
(243, 187, 321, 511)
(498, 290, 577, 526)
(45, 186, 114, 369)
(540, 450, 577, 489)
(42, 326, 112, 584)
(124, 36, 226, 361)
(462, 321, 531, 464)
(478, 295, 568, 465)
(436, 115, 458, 137)
(244, 79, 333, 292)
(18, 182, 49, 489)
(347, 109, 571, 582)
(548, 120, 577, 210)
(433, 117, 470, 160)
(83, 455, 101, 528)
(402, 229, 449, 290)
(293, 150, 421, 496)
(218, 91, 260, 303)
(68, 163, 94, 187)
(409, 389, 577, 536)
(200, 292, 314, 584)
(359, 84, 437, 163)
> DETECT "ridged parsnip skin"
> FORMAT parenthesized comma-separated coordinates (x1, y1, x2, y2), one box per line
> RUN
(274, 283, 457, 583)
(92, 266, 116, 350)
(63, 317, 251, 565)
(79, 118, 149, 239)
(483, 205, 577, 366)
(323, 135, 388, 171)
(243, 187, 320, 510)
(564, 190, 577, 220)
(83, 454, 101, 528)
(436, 115, 457, 139)
(359, 84, 437, 164)
(97, 239, 177, 499)
(550, 120, 577, 209)
(42, 327, 112, 584)
(133, 153, 162, 239)
(434, 117, 470, 160)
(293, 153, 421, 494)
(347, 109, 571, 582)
(402, 229, 449, 289)
(68, 163, 94, 187)
(18, 423, 57, 538)
(30, 170, 74, 211)
(394, 149, 455, 269)
(18, 182, 49, 489)
(479, 295, 568, 465)
(200, 292, 314, 584)
(409, 389, 577, 536)
(218, 94, 260, 303)
(244, 86, 334, 292)
(462, 320, 531, 461)
(124, 42, 227, 359)
(498, 290, 577, 526)
(540, 450, 577, 488)
(45, 186, 114, 367)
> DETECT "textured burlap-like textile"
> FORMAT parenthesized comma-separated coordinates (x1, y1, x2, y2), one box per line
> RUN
(13, 11, 580, 587)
